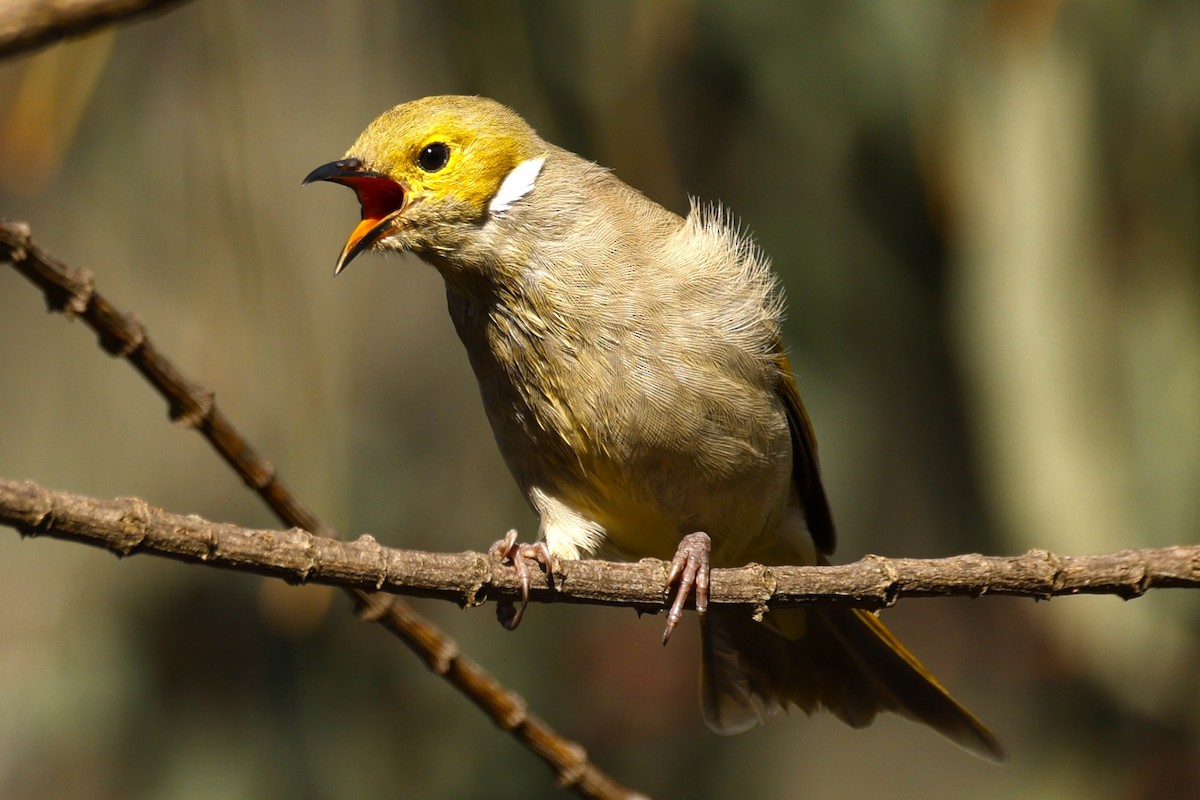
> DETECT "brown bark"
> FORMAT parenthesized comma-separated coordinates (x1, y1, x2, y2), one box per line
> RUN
(5, 477, 1196, 613)
(0, 0, 194, 59)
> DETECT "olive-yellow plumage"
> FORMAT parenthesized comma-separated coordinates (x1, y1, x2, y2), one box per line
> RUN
(305, 95, 1005, 761)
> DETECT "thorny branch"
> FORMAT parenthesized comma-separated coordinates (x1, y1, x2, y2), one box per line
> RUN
(3, 477, 1198, 612)
(0, 220, 643, 800)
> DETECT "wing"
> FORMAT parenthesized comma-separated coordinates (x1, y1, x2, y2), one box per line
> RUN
(774, 348, 837, 556)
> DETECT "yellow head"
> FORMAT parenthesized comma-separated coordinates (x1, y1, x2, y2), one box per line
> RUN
(304, 95, 547, 274)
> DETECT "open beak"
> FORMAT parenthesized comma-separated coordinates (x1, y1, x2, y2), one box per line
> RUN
(303, 158, 407, 275)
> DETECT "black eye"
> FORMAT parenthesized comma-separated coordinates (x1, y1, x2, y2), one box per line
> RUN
(417, 142, 450, 172)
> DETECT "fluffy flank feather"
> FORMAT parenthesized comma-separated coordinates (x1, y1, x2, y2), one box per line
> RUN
(675, 200, 785, 352)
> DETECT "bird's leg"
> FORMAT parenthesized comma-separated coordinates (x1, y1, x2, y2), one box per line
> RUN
(489, 529, 553, 630)
(662, 531, 711, 645)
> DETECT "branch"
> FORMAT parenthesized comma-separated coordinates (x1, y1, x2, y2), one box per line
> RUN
(0, 0, 194, 60)
(5, 478, 1198, 611)
(0, 220, 643, 800)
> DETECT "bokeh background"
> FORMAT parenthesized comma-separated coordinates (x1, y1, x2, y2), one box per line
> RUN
(2, 1, 1198, 798)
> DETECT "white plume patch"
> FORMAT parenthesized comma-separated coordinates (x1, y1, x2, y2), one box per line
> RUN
(489, 156, 545, 214)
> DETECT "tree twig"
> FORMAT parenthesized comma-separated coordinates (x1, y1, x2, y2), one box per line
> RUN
(4, 477, 1197, 613)
(0, 0, 194, 59)
(0, 219, 644, 800)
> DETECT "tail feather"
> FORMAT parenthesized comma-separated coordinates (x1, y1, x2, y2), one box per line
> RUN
(700, 606, 1006, 762)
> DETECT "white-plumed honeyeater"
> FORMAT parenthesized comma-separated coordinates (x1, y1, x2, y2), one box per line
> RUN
(305, 95, 1005, 761)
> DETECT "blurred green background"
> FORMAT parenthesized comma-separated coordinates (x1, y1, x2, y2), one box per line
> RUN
(1, 1, 1198, 798)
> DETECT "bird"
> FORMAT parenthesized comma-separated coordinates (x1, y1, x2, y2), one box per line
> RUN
(304, 95, 1005, 761)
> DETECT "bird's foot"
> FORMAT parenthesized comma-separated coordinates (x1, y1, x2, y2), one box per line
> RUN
(489, 529, 553, 630)
(662, 531, 711, 645)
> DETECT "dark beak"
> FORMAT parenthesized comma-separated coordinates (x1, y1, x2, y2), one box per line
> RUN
(304, 158, 407, 275)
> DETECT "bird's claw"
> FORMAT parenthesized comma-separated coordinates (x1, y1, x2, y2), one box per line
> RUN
(489, 529, 553, 630)
(663, 531, 711, 645)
